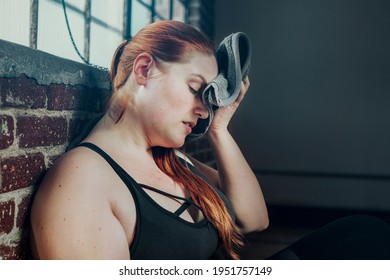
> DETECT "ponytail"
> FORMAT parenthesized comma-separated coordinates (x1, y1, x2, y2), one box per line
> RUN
(110, 40, 130, 90)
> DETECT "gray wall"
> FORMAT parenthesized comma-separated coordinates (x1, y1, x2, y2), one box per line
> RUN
(214, 0, 390, 210)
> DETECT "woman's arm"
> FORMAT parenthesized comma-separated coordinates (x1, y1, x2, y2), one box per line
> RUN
(193, 78, 268, 234)
(30, 151, 132, 259)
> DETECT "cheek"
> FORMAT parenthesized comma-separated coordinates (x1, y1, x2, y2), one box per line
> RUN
(164, 76, 191, 105)
(147, 107, 173, 130)
(146, 81, 191, 122)
(164, 91, 190, 111)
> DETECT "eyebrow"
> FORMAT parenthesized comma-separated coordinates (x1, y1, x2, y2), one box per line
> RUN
(190, 74, 208, 85)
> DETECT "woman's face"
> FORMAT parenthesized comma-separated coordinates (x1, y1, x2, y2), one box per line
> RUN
(139, 54, 218, 148)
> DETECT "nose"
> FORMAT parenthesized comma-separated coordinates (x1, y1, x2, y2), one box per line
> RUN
(194, 97, 209, 119)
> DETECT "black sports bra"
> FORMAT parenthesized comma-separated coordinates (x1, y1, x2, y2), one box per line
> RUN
(78, 142, 233, 259)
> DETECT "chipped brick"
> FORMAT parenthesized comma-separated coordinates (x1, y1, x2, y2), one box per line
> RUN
(0, 75, 46, 109)
(0, 200, 15, 234)
(0, 115, 14, 149)
(1, 153, 46, 193)
(17, 116, 67, 148)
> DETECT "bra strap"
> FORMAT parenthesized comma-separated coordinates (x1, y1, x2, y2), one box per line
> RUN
(76, 142, 139, 188)
(77, 142, 202, 216)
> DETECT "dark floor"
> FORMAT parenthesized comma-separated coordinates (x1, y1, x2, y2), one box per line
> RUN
(240, 223, 316, 259)
(239, 205, 390, 260)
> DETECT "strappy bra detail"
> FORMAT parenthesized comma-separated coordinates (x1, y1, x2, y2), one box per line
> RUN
(138, 183, 203, 218)
(77, 142, 232, 259)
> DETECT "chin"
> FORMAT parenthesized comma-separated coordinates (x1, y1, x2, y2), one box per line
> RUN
(159, 138, 185, 149)
(173, 136, 187, 148)
(171, 140, 185, 149)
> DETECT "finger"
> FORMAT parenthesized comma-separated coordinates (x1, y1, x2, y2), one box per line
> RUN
(234, 82, 247, 104)
(237, 77, 250, 99)
(243, 76, 250, 90)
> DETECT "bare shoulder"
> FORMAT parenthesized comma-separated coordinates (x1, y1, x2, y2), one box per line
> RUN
(30, 147, 134, 259)
(33, 147, 110, 202)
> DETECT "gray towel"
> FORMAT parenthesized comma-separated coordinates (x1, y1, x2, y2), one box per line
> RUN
(186, 32, 252, 142)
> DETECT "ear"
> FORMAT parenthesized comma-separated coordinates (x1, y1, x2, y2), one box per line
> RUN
(133, 53, 154, 86)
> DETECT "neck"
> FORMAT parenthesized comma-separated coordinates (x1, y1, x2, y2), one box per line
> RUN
(85, 109, 153, 159)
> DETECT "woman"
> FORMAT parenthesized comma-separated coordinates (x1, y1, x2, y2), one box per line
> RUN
(30, 20, 269, 260)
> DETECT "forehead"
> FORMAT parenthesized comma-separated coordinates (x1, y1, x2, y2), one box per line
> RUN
(175, 54, 218, 83)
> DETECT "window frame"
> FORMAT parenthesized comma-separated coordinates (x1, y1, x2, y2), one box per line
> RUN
(30, 0, 189, 62)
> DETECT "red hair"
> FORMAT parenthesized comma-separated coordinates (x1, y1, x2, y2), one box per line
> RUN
(109, 20, 243, 259)
(110, 20, 215, 91)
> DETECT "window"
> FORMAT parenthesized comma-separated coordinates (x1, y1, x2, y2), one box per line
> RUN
(0, 0, 212, 70)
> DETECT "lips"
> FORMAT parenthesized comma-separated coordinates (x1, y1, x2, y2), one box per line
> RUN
(183, 121, 196, 134)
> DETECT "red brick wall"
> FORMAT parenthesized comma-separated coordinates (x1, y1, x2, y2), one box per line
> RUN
(0, 40, 215, 259)
(0, 74, 109, 259)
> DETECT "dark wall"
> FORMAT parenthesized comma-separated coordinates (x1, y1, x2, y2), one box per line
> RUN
(215, 0, 390, 210)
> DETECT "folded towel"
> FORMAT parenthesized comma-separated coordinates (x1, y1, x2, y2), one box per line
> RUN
(186, 32, 252, 142)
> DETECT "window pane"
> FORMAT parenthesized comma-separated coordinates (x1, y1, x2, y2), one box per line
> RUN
(90, 0, 123, 68)
(132, 0, 152, 35)
(90, 23, 122, 68)
(38, 0, 85, 63)
(173, 0, 185, 21)
(91, 0, 123, 30)
(0, 0, 30, 46)
(155, 0, 169, 19)
(64, 0, 85, 12)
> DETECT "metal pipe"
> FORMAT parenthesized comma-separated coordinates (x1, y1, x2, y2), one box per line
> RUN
(151, 0, 155, 22)
(84, 0, 91, 63)
(169, 0, 174, 20)
(123, 0, 132, 40)
(30, 0, 39, 49)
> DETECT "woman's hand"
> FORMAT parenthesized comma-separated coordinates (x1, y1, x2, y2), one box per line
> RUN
(208, 77, 250, 133)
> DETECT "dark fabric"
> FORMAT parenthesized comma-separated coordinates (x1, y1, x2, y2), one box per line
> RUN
(77, 142, 232, 260)
(268, 215, 390, 260)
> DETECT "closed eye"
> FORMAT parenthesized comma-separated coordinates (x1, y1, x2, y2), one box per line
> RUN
(189, 83, 207, 96)
(189, 86, 201, 95)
